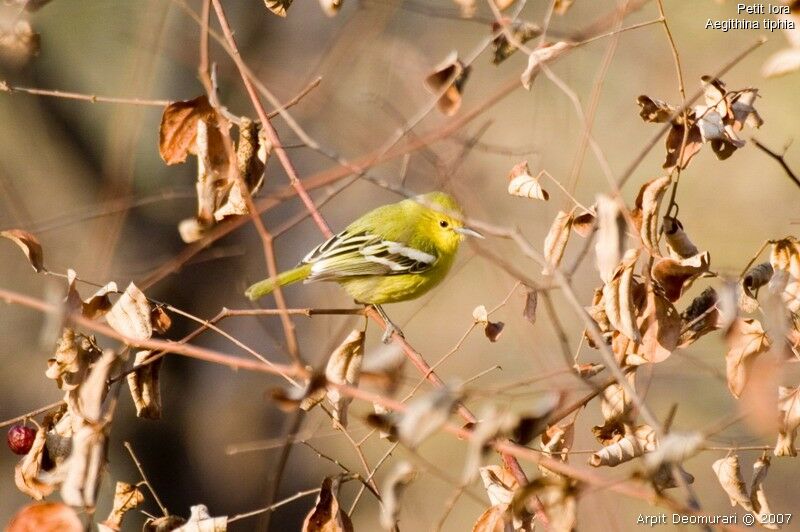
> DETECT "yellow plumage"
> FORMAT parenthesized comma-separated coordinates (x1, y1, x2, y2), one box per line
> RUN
(245, 192, 482, 305)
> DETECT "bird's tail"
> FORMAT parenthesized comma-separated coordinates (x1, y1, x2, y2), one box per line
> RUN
(245, 264, 312, 300)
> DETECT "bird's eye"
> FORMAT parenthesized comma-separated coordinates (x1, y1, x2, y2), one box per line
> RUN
(439, 220, 449, 228)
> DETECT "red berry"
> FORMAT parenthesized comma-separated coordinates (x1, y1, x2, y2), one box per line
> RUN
(7, 425, 36, 455)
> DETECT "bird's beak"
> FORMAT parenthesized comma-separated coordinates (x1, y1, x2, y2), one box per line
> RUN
(454, 226, 485, 239)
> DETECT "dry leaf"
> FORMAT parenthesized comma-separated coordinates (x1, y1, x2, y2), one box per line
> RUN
(302, 477, 353, 532)
(770, 237, 800, 313)
(636, 95, 677, 123)
(14, 424, 55, 500)
(99, 482, 145, 531)
(173, 505, 227, 531)
(511, 476, 577, 532)
(572, 210, 596, 238)
(744, 262, 774, 298)
(64, 271, 117, 320)
(553, 0, 574, 14)
(589, 424, 656, 467)
(663, 217, 700, 259)
(143, 516, 187, 531)
(6, 502, 82, 532)
(573, 362, 604, 378)
(425, 51, 471, 116)
(380, 462, 415, 530)
(594, 195, 626, 283)
(471, 505, 509, 532)
(523, 288, 538, 324)
(324, 330, 364, 427)
(626, 287, 681, 364)
(751, 455, 779, 530)
(725, 318, 771, 398)
(127, 351, 162, 420)
(521, 41, 572, 90)
(542, 209, 575, 275)
(46, 328, 102, 391)
(263, 0, 293, 16)
(635, 176, 671, 255)
(539, 421, 575, 478)
(679, 287, 720, 348)
(492, 20, 541, 65)
(159, 96, 218, 165)
(712, 454, 753, 511)
(506, 161, 549, 200)
(1, 229, 44, 272)
(602, 249, 642, 343)
(484, 321, 505, 342)
(651, 252, 710, 302)
(775, 385, 800, 456)
(106, 283, 152, 341)
(479, 465, 518, 506)
(473, 305, 488, 323)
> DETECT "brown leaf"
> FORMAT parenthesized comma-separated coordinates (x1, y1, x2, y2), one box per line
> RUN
(302, 477, 354, 532)
(380, 462, 416, 530)
(743, 262, 774, 298)
(651, 251, 710, 302)
(264, 0, 292, 16)
(479, 465, 518, 507)
(471, 505, 509, 532)
(539, 420, 575, 479)
(572, 210, 595, 238)
(492, 20, 541, 65)
(636, 95, 677, 123)
(573, 362, 604, 378)
(511, 476, 577, 532)
(143, 515, 187, 531)
(775, 385, 800, 456)
(662, 218, 699, 260)
(750, 455, 779, 530)
(1, 229, 44, 272)
(159, 96, 217, 165)
(594, 195, 626, 283)
(484, 321, 505, 342)
(628, 287, 681, 364)
(424, 51, 471, 116)
(7, 502, 82, 532)
(14, 425, 55, 500)
(635, 176, 671, 255)
(324, 330, 364, 427)
(679, 287, 720, 348)
(725, 318, 771, 398)
(712, 454, 753, 511)
(542, 209, 575, 275)
(522, 288, 538, 324)
(730, 89, 763, 131)
(100, 482, 145, 531)
(106, 283, 152, 341)
(602, 249, 642, 343)
(46, 328, 102, 391)
(589, 424, 656, 467)
(770, 237, 800, 313)
(506, 161, 549, 200)
(127, 351, 163, 420)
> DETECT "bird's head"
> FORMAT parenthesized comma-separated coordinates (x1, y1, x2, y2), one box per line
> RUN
(415, 192, 484, 254)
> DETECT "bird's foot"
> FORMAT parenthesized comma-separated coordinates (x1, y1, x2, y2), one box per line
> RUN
(381, 321, 405, 344)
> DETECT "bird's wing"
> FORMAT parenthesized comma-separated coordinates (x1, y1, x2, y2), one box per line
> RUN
(301, 229, 438, 282)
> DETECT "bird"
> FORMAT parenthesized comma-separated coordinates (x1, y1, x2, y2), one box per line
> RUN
(245, 191, 483, 341)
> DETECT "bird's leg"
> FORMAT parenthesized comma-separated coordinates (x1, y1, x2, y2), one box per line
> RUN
(374, 304, 404, 344)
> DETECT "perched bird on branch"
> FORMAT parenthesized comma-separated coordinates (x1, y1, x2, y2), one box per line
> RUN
(245, 191, 483, 341)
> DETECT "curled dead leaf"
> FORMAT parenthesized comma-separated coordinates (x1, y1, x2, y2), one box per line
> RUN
(542, 209, 575, 275)
(263, 0, 293, 16)
(712, 454, 753, 511)
(770, 237, 800, 313)
(663, 217, 699, 259)
(744, 262, 774, 298)
(159, 96, 218, 165)
(651, 252, 710, 302)
(523, 288, 538, 324)
(324, 330, 364, 427)
(602, 249, 642, 343)
(637, 95, 677, 123)
(521, 41, 572, 90)
(106, 283, 153, 341)
(14, 424, 55, 500)
(751, 455, 779, 530)
(511, 476, 578, 532)
(1, 229, 44, 272)
(589, 424, 656, 467)
(302, 476, 353, 532)
(506, 161, 549, 201)
(594, 195, 626, 283)
(491, 20, 541, 65)
(572, 210, 596, 238)
(679, 287, 720, 348)
(634, 176, 671, 255)
(99, 482, 145, 531)
(127, 351, 162, 420)
(775, 385, 800, 456)
(425, 51, 471, 116)
(725, 318, 771, 398)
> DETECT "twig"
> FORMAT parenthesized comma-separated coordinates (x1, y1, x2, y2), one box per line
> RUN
(124, 442, 169, 517)
(1, 83, 172, 106)
(752, 139, 800, 190)
(0, 400, 65, 429)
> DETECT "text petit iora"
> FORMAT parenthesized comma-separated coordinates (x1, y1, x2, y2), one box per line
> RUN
(706, 3, 796, 32)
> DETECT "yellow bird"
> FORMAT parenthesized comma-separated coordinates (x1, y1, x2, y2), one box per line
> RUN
(245, 191, 483, 340)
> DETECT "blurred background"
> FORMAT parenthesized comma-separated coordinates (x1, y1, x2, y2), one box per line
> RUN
(0, 0, 798, 530)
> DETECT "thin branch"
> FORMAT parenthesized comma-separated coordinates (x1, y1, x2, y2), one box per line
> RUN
(125, 442, 169, 517)
(752, 139, 800, 190)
